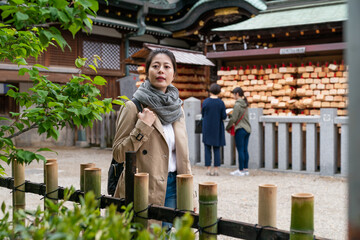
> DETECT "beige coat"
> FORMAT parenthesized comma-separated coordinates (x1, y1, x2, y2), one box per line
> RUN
(112, 101, 192, 206)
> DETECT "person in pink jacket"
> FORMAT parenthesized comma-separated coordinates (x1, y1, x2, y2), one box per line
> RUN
(112, 49, 192, 230)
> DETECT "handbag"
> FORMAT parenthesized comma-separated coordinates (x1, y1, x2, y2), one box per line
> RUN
(195, 119, 202, 134)
(107, 98, 143, 196)
(227, 111, 245, 136)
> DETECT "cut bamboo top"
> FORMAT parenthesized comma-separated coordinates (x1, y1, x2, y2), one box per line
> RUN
(292, 193, 314, 199)
(259, 184, 277, 188)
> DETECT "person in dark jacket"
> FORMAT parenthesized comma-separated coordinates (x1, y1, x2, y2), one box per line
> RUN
(226, 87, 251, 176)
(201, 83, 227, 176)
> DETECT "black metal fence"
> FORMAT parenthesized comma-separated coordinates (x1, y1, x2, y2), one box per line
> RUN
(0, 177, 329, 240)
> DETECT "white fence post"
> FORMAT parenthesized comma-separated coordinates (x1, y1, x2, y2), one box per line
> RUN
(264, 122, 275, 169)
(320, 108, 338, 175)
(184, 97, 201, 166)
(292, 123, 303, 171)
(306, 123, 317, 173)
(248, 108, 263, 169)
(335, 117, 348, 177)
(278, 123, 289, 170)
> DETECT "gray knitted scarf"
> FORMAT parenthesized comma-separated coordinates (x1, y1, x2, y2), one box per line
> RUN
(133, 80, 183, 125)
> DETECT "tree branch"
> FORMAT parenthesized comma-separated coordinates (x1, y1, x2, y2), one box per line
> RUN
(6, 124, 38, 139)
(0, 22, 61, 29)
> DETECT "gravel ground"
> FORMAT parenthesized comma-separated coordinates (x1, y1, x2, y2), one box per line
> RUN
(0, 146, 347, 240)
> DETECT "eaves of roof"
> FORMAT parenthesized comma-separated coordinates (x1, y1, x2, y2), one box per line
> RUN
(162, 0, 267, 32)
(90, 15, 172, 37)
(212, 1, 347, 32)
(129, 43, 215, 66)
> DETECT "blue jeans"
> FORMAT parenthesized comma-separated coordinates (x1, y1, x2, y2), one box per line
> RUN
(204, 144, 221, 167)
(162, 171, 177, 230)
(235, 128, 250, 171)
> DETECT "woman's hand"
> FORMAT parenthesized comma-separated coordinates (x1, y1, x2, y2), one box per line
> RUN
(138, 108, 156, 126)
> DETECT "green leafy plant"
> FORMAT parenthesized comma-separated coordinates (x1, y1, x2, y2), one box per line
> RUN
(0, 0, 127, 174)
(0, 189, 195, 240)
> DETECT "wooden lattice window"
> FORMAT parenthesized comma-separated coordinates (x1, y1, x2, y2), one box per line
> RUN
(83, 40, 121, 70)
(128, 42, 142, 72)
(48, 31, 78, 67)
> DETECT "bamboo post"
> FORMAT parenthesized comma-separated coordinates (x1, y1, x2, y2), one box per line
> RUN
(84, 168, 101, 200)
(258, 184, 277, 227)
(12, 160, 25, 213)
(199, 182, 218, 240)
(290, 193, 314, 240)
(45, 162, 58, 205)
(177, 174, 194, 211)
(80, 163, 95, 191)
(43, 158, 57, 185)
(134, 173, 149, 228)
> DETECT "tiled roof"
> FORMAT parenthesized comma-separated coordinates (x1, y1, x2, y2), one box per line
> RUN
(212, 1, 347, 32)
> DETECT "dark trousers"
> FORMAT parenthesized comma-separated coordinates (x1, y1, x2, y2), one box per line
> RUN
(162, 171, 177, 229)
(204, 144, 221, 167)
(235, 128, 250, 171)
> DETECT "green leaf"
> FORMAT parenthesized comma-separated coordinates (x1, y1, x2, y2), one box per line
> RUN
(0, 117, 9, 121)
(54, 0, 69, 9)
(15, 12, 29, 21)
(67, 108, 80, 115)
(48, 102, 64, 108)
(11, 0, 24, 4)
(93, 76, 106, 85)
(79, 106, 91, 115)
(118, 95, 130, 101)
(14, 58, 27, 66)
(37, 90, 48, 98)
(83, 18, 93, 31)
(18, 68, 29, 76)
(1, 201, 5, 214)
(42, 30, 53, 41)
(6, 89, 16, 98)
(68, 23, 81, 37)
(36, 148, 56, 153)
(33, 64, 49, 70)
(112, 99, 125, 106)
(75, 57, 87, 68)
(17, 150, 36, 163)
(58, 11, 70, 23)
(15, 122, 24, 131)
(88, 64, 97, 73)
(35, 154, 46, 161)
(87, 0, 99, 12)
(56, 95, 68, 101)
(93, 55, 101, 61)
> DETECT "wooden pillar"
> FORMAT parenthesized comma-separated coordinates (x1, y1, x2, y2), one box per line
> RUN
(44, 158, 57, 184)
(134, 173, 149, 228)
(176, 174, 194, 211)
(199, 182, 218, 240)
(45, 162, 58, 205)
(13, 160, 25, 212)
(258, 184, 277, 227)
(80, 163, 95, 192)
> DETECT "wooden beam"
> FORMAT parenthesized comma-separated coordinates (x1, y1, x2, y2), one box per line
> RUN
(206, 42, 346, 59)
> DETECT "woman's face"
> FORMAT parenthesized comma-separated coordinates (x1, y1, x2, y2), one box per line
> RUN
(148, 53, 175, 93)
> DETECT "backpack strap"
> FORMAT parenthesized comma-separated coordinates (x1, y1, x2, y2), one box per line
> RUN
(131, 98, 143, 113)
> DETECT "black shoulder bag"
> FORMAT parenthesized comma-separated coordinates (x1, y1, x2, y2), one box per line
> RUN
(107, 98, 143, 196)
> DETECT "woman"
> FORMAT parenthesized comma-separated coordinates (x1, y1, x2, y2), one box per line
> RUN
(112, 49, 192, 228)
(226, 87, 251, 176)
(201, 83, 226, 176)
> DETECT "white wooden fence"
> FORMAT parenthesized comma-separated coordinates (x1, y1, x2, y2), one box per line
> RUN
(85, 111, 119, 148)
(85, 107, 348, 176)
(198, 108, 348, 176)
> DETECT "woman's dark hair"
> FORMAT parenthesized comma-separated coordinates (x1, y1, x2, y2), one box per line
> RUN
(209, 83, 221, 95)
(145, 48, 177, 76)
(232, 87, 248, 106)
